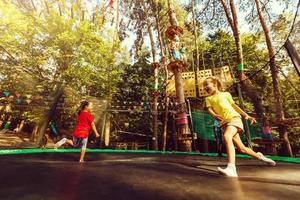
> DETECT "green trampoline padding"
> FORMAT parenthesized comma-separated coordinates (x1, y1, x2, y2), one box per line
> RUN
(192, 111, 215, 140)
(191, 111, 263, 141)
(0, 149, 299, 164)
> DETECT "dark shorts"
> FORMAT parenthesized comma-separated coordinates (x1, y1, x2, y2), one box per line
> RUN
(73, 137, 88, 149)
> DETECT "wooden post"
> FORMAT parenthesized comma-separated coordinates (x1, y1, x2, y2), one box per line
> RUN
(35, 83, 64, 147)
(104, 115, 110, 146)
(284, 39, 300, 77)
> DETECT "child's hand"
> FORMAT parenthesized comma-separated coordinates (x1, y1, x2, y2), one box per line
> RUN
(95, 133, 100, 138)
(246, 116, 257, 124)
(213, 114, 224, 122)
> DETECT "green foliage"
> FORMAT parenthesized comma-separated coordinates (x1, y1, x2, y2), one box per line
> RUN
(114, 51, 154, 102)
(0, 0, 126, 94)
(111, 52, 154, 139)
(0, 1, 127, 124)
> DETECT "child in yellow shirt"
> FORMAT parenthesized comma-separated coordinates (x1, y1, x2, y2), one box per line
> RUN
(204, 76, 276, 177)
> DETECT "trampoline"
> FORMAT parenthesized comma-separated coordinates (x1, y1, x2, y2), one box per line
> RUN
(0, 149, 299, 200)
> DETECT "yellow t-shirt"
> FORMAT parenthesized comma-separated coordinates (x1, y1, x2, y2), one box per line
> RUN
(205, 92, 240, 125)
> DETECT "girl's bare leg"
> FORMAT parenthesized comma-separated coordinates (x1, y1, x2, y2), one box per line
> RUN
(223, 126, 239, 165)
(233, 134, 276, 166)
(233, 134, 259, 158)
(65, 139, 74, 146)
(79, 149, 86, 162)
(217, 126, 239, 177)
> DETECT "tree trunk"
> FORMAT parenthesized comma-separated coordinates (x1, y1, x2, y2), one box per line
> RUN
(167, 0, 192, 152)
(114, 0, 120, 39)
(220, 0, 264, 118)
(153, 0, 169, 151)
(142, 0, 158, 150)
(71, 2, 74, 18)
(192, 0, 200, 97)
(254, 0, 293, 157)
(229, 0, 243, 68)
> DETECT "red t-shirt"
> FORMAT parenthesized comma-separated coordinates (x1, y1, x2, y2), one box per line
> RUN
(72, 111, 93, 138)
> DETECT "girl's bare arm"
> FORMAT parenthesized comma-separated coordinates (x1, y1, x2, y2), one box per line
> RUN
(232, 104, 257, 124)
(91, 122, 100, 137)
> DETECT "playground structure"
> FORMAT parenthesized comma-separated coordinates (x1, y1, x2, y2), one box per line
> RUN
(166, 66, 234, 98)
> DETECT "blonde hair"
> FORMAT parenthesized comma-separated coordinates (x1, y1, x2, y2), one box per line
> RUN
(204, 76, 222, 90)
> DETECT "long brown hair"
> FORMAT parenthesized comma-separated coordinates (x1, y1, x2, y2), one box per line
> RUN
(78, 100, 90, 115)
(204, 76, 222, 90)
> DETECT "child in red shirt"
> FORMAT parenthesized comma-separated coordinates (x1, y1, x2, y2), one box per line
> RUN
(55, 101, 100, 162)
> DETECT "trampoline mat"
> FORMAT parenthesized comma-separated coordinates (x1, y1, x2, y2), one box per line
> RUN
(0, 152, 299, 200)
